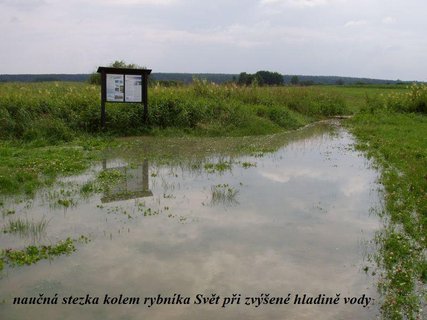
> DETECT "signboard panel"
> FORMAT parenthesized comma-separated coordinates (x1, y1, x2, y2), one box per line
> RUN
(125, 75, 142, 102)
(97, 66, 152, 127)
(106, 74, 124, 102)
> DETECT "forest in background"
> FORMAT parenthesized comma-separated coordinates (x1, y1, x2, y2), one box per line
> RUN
(0, 73, 415, 86)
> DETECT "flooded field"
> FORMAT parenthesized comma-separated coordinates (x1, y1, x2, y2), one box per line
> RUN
(0, 122, 383, 319)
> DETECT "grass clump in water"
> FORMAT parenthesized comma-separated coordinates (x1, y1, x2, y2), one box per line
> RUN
(1, 238, 76, 268)
(210, 184, 239, 207)
(3, 216, 49, 240)
(0, 236, 90, 270)
(204, 160, 233, 173)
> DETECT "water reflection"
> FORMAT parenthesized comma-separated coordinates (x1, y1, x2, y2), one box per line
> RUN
(101, 160, 153, 203)
(0, 122, 382, 320)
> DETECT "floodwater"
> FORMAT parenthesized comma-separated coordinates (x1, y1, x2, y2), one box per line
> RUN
(0, 122, 382, 319)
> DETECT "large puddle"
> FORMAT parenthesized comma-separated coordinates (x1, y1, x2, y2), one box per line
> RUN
(0, 122, 382, 319)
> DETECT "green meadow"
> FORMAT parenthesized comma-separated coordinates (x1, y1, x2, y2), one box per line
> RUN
(346, 88, 427, 319)
(0, 81, 426, 319)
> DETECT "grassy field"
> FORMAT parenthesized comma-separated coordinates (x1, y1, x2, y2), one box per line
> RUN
(348, 113, 426, 320)
(320, 84, 409, 113)
(0, 81, 426, 319)
(345, 85, 427, 319)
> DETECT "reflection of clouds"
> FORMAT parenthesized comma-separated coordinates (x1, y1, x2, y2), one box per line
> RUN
(58, 225, 377, 319)
(201, 207, 272, 228)
(260, 167, 324, 183)
(341, 175, 369, 197)
(0, 125, 382, 320)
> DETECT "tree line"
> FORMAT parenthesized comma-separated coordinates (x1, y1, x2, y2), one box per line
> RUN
(237, 71, 284, 86)
(0, 59, 411, 86)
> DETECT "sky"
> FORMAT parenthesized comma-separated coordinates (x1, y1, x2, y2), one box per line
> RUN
(1, 0, 426, 81)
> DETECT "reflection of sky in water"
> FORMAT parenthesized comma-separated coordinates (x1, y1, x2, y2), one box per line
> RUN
(0, 125, 381, 320)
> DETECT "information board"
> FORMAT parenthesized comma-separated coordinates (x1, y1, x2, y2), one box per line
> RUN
(106, 74, 124, 102)
(125, 75, 142, 102)
(97, 66, 152, 127)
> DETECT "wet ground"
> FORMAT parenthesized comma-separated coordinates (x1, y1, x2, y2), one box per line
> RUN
(0, 121, 382, 319)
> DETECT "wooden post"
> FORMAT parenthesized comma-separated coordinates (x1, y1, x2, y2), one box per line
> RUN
(143, 73, 149, 124)
(100, 71, 106, 129)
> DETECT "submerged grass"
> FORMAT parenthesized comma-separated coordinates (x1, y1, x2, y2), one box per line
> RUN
(0, 136, 112, 195)
(3, 216, 49, 241)
(204, 160, 233, 173)
(210, 184, 239, 207)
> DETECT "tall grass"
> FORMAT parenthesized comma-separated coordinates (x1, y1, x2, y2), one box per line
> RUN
(0, 81, 348, 142)
(362, 83, 427, 114)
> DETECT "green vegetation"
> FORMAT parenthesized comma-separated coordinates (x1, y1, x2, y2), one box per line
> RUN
(0, 138, 106, 195)
(88, 60, 143, 85)
(240, 161, 257, 168)
(346, 85, 426, 320)
(0, 81, 347, 141)
(0, 83, 409, 197)
(362, 83, 427, 113)
(3, 216, 49, 240)
(1, 238, 75, 269)
(96, 169, 126, 189)
(1, 79, 426, 319)
(150, 81, 348, 136)
(0, 81, 348, 195)
(290, 75, 299, 85)
(78, 168, 128, 199)
(204, 160, 233, 173)
(210, 184, 239, 207)
(237, 70, 284, 86)
(0, 72, 410, 86)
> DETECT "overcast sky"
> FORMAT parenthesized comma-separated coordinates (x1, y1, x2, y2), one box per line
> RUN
(1, 0, 426, 80)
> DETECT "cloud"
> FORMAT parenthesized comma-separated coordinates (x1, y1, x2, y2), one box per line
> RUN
(341, 175, 369, 197)
(50, 0, 179, 8)
(9, 16, 19, 23)
(140, 23, 326, 48)
(100, 0, 178, 5)
(260, 167, 325, 183)
(344, 20, 368, 27)
(1, 0, 427, 80)
(141, 26, 266, 48)
(0, 0, 46, 10)
(382, 16, 396, 24)
(260, 0, 340, 8)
